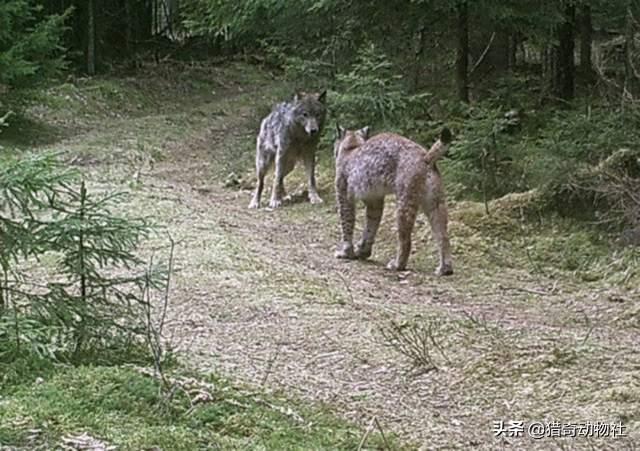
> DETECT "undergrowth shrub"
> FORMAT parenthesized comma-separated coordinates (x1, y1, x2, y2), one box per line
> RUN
(445, 99, 640, 235)
(329, 44, 431, 129)
(527, 106, 640, 231)
(0, 153, 165, 363)
(380, 315, 452, 373)
(0, 0, 70, 126)
(282, 54, 334, 87)
(445, 103, 522, 200)
(181, 0, 280, 51)
(0, 1, 69, 88)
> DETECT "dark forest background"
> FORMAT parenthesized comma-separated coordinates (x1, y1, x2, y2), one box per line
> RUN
(3, 0, 640, 233)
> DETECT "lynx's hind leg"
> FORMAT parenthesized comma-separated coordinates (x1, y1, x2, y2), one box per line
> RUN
(356, 198, 384, 260)
(424, 200, 453, 276)
(387, 196, 419, 271)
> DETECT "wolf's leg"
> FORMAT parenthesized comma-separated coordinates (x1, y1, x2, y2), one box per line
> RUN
(269, 142, 288, 208)
(303, 149, 323, 204)
(387, 197, 418, 271)
(249, 139, 273, 209)
(335, 180, 356, 259)
(280, 157, 297, 201)
(355, 198, 384, 260)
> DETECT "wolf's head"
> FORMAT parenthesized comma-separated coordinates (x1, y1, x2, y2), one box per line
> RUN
(333, 125, 370, 159)
(291, 91, 327, 137)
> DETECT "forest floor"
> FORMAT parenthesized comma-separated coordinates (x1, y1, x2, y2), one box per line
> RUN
(3, 60, 640, 450)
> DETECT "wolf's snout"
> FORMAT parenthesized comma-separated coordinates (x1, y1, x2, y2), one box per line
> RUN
(304, 119, 320, 136)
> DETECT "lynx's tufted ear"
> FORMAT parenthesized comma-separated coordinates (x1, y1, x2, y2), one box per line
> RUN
(356, 126, 370, 140)
(317, 90, 327, 103)
(335, 123, 346, 139)
(440, 127, 452, 144)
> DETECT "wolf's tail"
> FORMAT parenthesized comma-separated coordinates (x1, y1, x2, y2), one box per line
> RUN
(425, 127, 452, 164)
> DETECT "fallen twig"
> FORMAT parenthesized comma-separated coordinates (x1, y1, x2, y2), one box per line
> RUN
(357, 416, 376, 451)
(374, 416, 392, 450)
(469, 32, 496, 76)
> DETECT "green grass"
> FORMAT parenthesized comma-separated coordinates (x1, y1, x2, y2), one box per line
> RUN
(0, 357, 396, 450)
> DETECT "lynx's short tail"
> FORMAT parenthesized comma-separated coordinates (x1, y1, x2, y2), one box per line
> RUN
(424, 127, 452, 164)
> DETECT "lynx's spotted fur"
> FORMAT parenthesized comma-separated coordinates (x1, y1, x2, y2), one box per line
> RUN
(334, 126, 453, 275)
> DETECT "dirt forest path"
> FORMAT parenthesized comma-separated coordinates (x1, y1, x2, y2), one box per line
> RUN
(37, 66, 640, 449)
(146, 90, 639, 450)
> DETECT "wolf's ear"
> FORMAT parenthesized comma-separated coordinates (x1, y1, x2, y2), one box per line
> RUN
(357, 126, 370, 140)
(317, 90, 327, 103)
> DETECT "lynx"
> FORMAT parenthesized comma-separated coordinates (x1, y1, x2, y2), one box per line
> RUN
(333, 126, 453, 275)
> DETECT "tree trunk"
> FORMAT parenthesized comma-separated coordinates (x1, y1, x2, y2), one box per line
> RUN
(167, 0, 179, 36)
(125, 0, 133, 54)
(579, 4, 593, 81)
(496, 31, 511, 71)
(87, 0, 96, 75)
(456, 1, 470, 103)
(625, 7, 639, 99)
(0, 274, 4, 318)
(137, 0, 154, 41)
(412, 25, 426, 92)
(555, 4, 575, 101)
(509, 33, 518, 69)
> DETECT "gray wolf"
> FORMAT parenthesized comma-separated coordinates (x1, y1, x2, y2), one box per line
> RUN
(249, 91, 327, 209)
(333, 126, 453, 275)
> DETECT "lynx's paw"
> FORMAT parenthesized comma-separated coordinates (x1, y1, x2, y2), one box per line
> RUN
(354, 241, 372, 260)
(335, 243, 355, 259)
(435, 264, 454, 276)
(248, 198, 260, 209)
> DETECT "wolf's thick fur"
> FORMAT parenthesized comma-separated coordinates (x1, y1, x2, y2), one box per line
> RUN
(334, 126, 454, 275)
(249, 91, 327, 209)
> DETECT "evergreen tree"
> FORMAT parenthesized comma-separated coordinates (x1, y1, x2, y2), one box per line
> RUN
(0, 153, 162, 359)
(0, 1, 69, 88)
